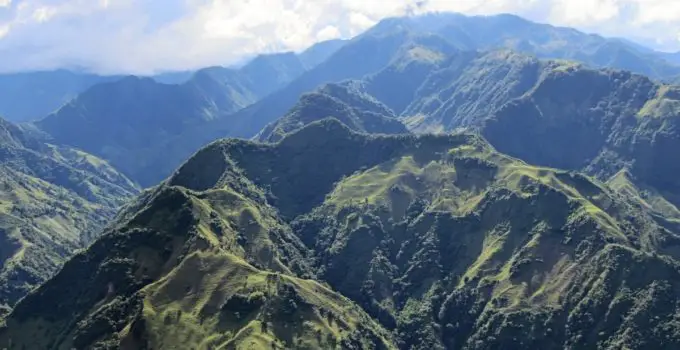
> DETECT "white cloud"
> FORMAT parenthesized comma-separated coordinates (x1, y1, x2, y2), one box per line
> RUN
(631, 0, 680, 23)
(0, 0, 678, 74)
(0, 23, 9, 38)
(551, 0, 620, 23)
(348, 11, 376, 32)
(317, 25, 341, 41)
(31, 6, 56, 22)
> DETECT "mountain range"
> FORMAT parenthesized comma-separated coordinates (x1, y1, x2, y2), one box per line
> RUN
(0, 71, 116, 123)
(3, 119, 680, 349)
(33, 40, 345, 187)
(2, 11, 680, 350)
(25, 13, 680, 189)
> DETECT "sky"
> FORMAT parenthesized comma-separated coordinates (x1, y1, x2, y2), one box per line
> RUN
(0, 0, 679, 74)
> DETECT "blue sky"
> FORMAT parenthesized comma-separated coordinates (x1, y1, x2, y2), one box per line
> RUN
(0, 0, 679, 74)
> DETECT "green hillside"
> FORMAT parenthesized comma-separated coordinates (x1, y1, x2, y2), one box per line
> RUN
(478, 66, 680, 207)
(256, 82, 407, 142)
(0, 123, 398, 349)
(5, 119, 680, 349)
(0, 117, 138, 311)
(342, 49, 680, 215)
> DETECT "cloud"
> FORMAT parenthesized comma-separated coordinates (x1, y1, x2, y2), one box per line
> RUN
(31, 6, 56, 22)
(551, 0, 620, 23)
(0, 0, 678, 74)
(317, 25, 341, 41)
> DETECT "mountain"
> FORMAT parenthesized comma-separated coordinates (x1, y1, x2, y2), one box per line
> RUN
(4, 119, 680, 349)
(32, 12, 680, 189)
(32, 26, 454, 188)
(369, 13, 680, 80)
(204, 30, 458, 144)
(34, 52, 310, 187)
(298, 39, 348, 69)
(238, 52, 307, 98)
(145, 12, 680, 170)
(606, 169, 680, 222)
(660, 51, 680, 66)
(0, 117, 139, 312)
(282, 121, 680, 349)
(0, 41, 339, 124)
(150, 70, 194, 84)
(402, 49, 561, 132)
(407, 55, 680, 207)
(360, 35, 453, 115)
(327, 47, 680, 214)
(0, 70, 116, 122)
(481, 66, 680, 205)
(256, 82, 407, 142)
(35, 75, 230, 187)
(0, 120, 400, 349)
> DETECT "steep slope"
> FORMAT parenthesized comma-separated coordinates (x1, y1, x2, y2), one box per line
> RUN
(389, 49, 680, 212)
(292, 132, 680, 349)
(298, 39, 347, 69)
(238, 12, 680, 140)
(403, 49, 543, 132)
(35, 76, 223, 186)
(165, 31, 457, 175)
(30, 12, 680, 189)
(0, 128, 396, 349)
(234, 120, 680, 349)
(361, 34, 454, 115)
(238, 52, 307, 97)
(479, 67, 680, 206)
(8, 120, 680, 349)
(0, 70, 116, 122)
(216, 29, 435, 139)
(256, 82, 407, 142)
(607, 169, 680, 223)
(0, 117, 138, 310)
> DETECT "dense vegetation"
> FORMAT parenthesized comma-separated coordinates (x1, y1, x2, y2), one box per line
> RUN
(256, 82, 408, 142)
(0, 122, 402, 349)
(4, 119, 680, 349)
(354, 49, 680, 213)
(0, 116, 139, 312)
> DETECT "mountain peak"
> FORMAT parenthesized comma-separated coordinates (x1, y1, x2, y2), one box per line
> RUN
(255, 83, 407, 143)
(277, 117, 356, 146)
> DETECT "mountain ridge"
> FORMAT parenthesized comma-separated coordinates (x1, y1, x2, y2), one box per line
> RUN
(5, 119, 680, 348)
(255, 82, 408, 142)
(30, 12, 680, 188)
